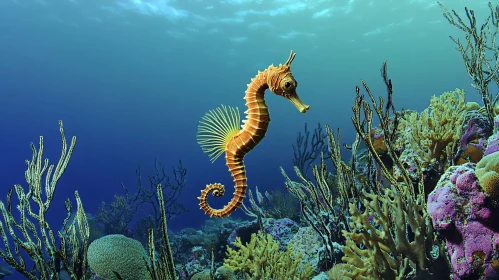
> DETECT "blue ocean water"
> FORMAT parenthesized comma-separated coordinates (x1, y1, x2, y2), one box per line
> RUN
(0, 0, 490, 277)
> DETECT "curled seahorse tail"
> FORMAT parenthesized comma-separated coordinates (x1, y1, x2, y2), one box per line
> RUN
(198, 153, 247, 218)
(198, 183, 247, 218)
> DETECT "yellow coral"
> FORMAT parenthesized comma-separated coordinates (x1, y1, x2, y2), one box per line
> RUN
(223, 231, 314, 280)
(327, 263, 349, 280)
(398, 88, 467, 169)
(475, 152, 499, 199)
(341, 185, 438, 280)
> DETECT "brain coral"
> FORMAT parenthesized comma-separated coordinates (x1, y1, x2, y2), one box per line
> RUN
(87, 234, 150, 280)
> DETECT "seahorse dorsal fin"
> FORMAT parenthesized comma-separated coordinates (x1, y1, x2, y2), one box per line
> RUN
(197, 105, 241, 163)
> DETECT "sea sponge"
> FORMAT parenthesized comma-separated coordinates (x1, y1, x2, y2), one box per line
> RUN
(476, 152, 499, 200)
(87, 234, 150, 280)
(466, 101, 480, 111)
(428, 164, 499, 278)
(191, 269, 211, 280)
(287, 226, 324, 271)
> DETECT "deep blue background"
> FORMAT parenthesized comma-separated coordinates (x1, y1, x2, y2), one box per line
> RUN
(0, 0, 486, 239)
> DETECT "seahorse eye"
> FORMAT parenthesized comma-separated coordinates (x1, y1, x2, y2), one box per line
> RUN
(285, 82, 291, 89)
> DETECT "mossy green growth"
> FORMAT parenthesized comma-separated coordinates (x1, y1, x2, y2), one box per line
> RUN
(223, 231, 314, 280)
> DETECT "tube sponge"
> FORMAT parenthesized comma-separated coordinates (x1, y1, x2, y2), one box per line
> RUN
(87, 234, 151, 280)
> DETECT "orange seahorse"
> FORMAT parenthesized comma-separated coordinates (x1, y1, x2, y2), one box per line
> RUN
(196, 51, 309, 218)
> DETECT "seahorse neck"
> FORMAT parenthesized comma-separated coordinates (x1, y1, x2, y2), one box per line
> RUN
(245, 72, 269, 98)
(242, 71, 270, 125)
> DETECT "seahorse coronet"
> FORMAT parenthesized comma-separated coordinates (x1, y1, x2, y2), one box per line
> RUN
(197, 51, 309, 218)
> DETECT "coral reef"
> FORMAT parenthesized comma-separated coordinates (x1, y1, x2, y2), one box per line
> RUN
(283, 62, 449, 279)
(177, 245, 211, 278)
(1, 3, 497, 280)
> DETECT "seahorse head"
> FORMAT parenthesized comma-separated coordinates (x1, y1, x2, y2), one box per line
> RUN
(267, 51, 310, 113)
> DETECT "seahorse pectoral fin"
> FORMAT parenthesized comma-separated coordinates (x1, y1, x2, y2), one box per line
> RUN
(197, 105, 241, 163)
(287, 92, 310, 113)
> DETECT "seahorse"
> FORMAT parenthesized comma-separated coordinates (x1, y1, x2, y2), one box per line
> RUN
(196, 51, 309, 218)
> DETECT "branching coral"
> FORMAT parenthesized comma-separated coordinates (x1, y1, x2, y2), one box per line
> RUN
(439, 2, 499, 127)
(292, 122, 330, 178)
(134, 159, 188, 224)
(0, 121, 89, 280)
(240, 186, 301, 222)
(398, 88, 467, 171)
(0, 122, 183, 280)
(96, 194, 135, 235)
(282, 149, 351, 265)
(96, 161, 188, 235)
(145, 184, 178, 280)
(341, 185, 435, 279)
(340, 62, 449, 279)
(223, 231, 313, 280)
(97, 159, 188, 236)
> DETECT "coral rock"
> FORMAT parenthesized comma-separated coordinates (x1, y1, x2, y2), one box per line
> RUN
(428, 164, 499, 279)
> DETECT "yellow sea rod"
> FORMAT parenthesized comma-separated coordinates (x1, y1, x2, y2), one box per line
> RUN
(196, 51, 310, 218)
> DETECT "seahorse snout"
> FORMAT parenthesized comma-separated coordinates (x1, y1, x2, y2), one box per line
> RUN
(288, 93, 310, 113)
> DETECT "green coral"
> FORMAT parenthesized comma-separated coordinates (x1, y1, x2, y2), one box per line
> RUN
(0, 121, 89, 280)
(223, 231, 313, 280)
(87, 234, 150, 280)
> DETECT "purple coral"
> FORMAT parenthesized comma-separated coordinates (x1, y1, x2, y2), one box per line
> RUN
(460, 114, 491, 154)
(484, 115, 499, 156)
(262, 218, 299, 249)
(428, 164, 499, 279)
